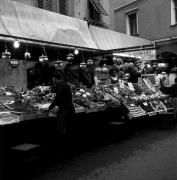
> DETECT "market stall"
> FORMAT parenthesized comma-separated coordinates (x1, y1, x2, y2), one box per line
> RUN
(0, 2, 175, 179)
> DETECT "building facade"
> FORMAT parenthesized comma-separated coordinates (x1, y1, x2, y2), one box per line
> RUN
(111, 0, 177, 57)
(12, 0, 110, 28)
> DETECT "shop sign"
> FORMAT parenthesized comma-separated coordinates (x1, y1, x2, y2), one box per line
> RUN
(129, 49, 157, 60)
(9, 59, 19, 68)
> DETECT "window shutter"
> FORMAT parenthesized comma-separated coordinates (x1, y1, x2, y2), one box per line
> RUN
(45, 0, 52, 11)
(59, 0, 67, 15)
(37, 0, 43, 8)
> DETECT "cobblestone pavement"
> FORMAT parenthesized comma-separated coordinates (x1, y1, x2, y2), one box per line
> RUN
(28, 121, 177, 180)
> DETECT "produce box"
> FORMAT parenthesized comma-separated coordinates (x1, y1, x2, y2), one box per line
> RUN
(75, 107, 85, 113)
(86, 108, 98, 113)
(150, 101, 167, 113)
(126, 103, 146, 118)
(0, 95, 14, 102)
(140, 102, 157, 115)
(161, 99, 173, 111)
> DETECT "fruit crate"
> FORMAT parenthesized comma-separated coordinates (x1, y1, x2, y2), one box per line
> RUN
(86, 107, 98, 113)
(75, 107, 85, 113)
(126, 103, 146, 119)
(150, 101, 167, 113)
(0, 95, 14, 102)
(161, 99, 173, 111)
(139, 102, 158, 116)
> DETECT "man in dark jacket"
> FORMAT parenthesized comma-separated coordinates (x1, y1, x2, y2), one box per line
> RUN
(48, 73, 75, 135)
(160, 77, 177, 119)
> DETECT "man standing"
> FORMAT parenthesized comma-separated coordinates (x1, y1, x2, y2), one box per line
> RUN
(48, 73, 75, 135)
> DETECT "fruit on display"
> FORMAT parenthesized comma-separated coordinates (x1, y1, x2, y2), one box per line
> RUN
(0, 115, 20, 125)
(24, 51, 31, 60)
(2, 50, 11, 60)
(101, 64, 109, 74)
(138, 81, 154, 95)
(161, 99, 172, 110)
(150, 101, 167, 112)
(126, 104, 146, 118)
(143, 78, 156, 93)
(132, 83, 143, 95)
(139, 102, 157, 114)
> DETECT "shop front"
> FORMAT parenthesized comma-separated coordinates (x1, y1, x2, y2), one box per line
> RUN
(0, 1, 175, 179)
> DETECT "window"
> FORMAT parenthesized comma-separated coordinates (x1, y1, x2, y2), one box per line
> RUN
(88, 0, 101, 21)
(59, 0, 68, 15)
(37, 0, 43, 8)
(126, 10, 138, 36)
(45, 0, 52, 11)
(171, 0, 177, 25)
(36, 0, 52, 11)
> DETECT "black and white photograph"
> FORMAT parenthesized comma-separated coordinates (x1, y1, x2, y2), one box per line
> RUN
(0, 0, 177, 180)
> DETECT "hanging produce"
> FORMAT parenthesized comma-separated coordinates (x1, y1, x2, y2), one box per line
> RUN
(2, 49, 11, 60)
(66, 53, 74, 61)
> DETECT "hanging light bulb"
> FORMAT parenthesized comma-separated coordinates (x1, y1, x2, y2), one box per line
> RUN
(58, 60, 63, 67)
(24, 42, 31, 60)
(87, 58, 94, 65)
(2, 49, 11, 60)
(101, 56, 108, 74)
(80, 61, 87, 68)
(74, 49, 79, 55)
(66, 53, 74, 61)
(39, 54, 45, 62)
(13, 40, 20, 48)
(54, 59, 63, 68)
(95, 67, 102, 73)
(101, 64, 109, 74)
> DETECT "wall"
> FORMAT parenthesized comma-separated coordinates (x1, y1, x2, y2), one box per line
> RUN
(114, 0, 177, 41)
(0, 60, 27, 90)
(102, 0, 111, 27)
(11, 0, 36, 6)
(74, 0, 87, 19)
(68, 0, 75, 17)
(74, 0, 110, 27)
(110, 0, 132, 30)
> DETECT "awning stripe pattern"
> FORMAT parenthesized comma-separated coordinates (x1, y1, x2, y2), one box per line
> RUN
(90, 0, 109, 16)
(0, 0, 98, 49)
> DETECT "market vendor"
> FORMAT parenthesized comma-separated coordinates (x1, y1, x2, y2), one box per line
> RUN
(109, 69, 119, 84)
(79, 64, 94, 88)
(160, 77, 177, 120)
(48, 73, 75, 135)
(94, 66, 111, 86)
(154, 70, 161, 88)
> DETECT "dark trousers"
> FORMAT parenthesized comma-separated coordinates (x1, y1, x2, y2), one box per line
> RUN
(57, 107, 75, 135)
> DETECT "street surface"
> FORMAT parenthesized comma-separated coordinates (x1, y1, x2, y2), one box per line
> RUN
(28, 119, 177, 180)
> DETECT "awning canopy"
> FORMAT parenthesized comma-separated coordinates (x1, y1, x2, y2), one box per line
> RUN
(89, 0, 108, 16)
(0, 0, 98, 50)
(89, 25, 153, 51)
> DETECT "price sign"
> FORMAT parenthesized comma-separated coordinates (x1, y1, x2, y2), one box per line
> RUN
(143, 102, 148, 106)
(128, 83, 135, 91)
(113, 87, 119, 94)
(119, 80, 124, 88)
